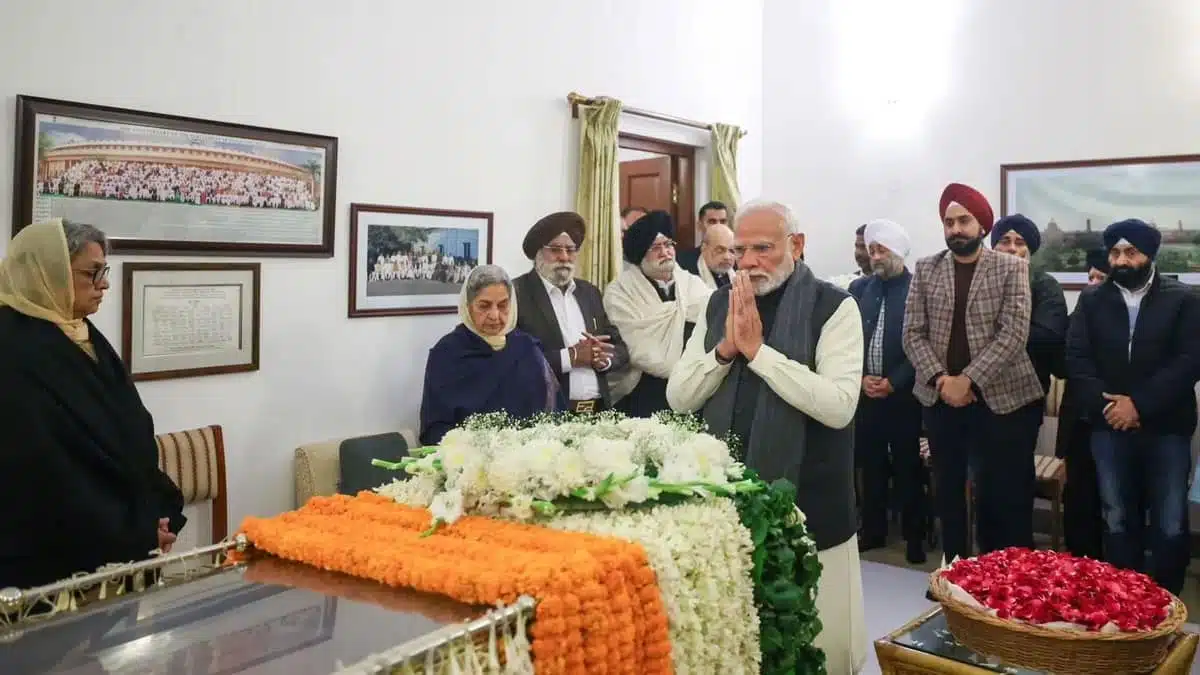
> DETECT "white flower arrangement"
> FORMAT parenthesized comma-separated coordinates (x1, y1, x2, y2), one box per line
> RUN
(549, 499, 761, 675)
(376, 411, 759, 531)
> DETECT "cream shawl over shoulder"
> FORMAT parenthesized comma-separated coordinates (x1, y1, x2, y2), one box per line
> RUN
(603, 265, 713, 400)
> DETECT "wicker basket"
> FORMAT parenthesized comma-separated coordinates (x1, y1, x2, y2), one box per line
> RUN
(929, 573, 1187, 674)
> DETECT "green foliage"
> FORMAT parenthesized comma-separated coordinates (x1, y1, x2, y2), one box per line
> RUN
(734, 471, 826, 675)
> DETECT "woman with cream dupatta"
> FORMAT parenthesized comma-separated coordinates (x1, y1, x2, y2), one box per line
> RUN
(418, 265, 564, 446)
(0, 220, 185, 590)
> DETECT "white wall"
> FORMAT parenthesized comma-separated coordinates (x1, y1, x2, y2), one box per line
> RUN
(763, 0, 1200, 279)
(0, 0, 763, 527)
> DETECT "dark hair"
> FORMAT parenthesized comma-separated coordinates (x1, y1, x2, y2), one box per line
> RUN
(698, 201, 728, 220)
(620, 206, 647, 218)
(855, 224, 867, 236)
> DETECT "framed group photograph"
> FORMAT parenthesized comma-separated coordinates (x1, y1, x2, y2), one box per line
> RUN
(12, 95, 338, 256)
(122, 263, 261, 382)
(1001, 153, 1200, 289)
(348, 203, 493, 318)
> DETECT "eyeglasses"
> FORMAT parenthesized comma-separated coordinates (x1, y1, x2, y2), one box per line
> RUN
(542, 245, 578, 256)
(732, 242, 777, 258)
(649, 240, 677, 253)
(73, 264, 110, 286)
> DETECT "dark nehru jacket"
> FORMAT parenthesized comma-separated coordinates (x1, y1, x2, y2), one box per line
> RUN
(699, 267, 857, 550)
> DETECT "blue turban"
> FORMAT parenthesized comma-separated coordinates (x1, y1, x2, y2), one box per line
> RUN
(623, 210, 675, 264)
(1102, 218, 1161, 260)
(990, 214, 1042, 254)
(1085, 248, 1110, 274)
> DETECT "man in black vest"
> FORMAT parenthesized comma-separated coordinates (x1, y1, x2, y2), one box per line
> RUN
(849, 219, 925, 564)
(1066, 219, 1200, 595)
(513, 211, 629, 413)
(666, 199, 866, 674)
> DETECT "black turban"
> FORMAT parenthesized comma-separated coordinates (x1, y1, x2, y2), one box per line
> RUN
(990, 214, 1042, 254)
(1085, 248, 1110, 274)
(1103, 218, 1161, 260)
(523, 211, 586, 259)
(623, 210, 674, 264)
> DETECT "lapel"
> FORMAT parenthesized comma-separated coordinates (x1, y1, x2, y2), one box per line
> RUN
(520, 272, 567, 347)
(964, 247, 996, 308)
(573, 281, 599, 334)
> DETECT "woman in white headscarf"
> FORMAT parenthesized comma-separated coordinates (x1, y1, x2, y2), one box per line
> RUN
(418, 265, 563, 445)
(0, 219, 186, 589)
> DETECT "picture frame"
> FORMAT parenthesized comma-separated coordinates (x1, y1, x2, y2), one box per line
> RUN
(13, 95, 338, 257)
(122, 262, 261, 382)
(1000, 154, 1200, 290)
(348, 203, 494, 318)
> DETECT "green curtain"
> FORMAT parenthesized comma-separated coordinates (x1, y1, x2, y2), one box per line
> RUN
(574, 97, 623, 288)
(710, 123, 743, 211)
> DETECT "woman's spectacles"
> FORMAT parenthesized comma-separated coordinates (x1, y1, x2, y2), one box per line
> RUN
(73, 265, 110, 286)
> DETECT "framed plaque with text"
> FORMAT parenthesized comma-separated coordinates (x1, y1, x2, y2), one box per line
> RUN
(122, 262, 261, 381)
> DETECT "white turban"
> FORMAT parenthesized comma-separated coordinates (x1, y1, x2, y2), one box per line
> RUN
(864, 219, 910, 259)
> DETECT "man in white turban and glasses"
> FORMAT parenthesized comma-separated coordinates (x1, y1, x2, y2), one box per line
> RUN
(667, 199, 867, 673)
(849, 220, 927, 564)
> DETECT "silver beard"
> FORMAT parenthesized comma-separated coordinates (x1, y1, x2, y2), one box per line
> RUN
(750, 255, 796, 296)
(870, 252, 905, 279)
(535, 257, 574, 287)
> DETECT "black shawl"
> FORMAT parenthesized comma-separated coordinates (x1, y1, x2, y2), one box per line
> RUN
(0, 307, 186, 589)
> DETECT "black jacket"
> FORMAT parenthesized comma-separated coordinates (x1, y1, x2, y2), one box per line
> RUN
(0, 308, 185, 588)
(849, 271, 916, 396)
(512, 271, 629, 405)
(1065, 274, 1200, 437)
(1028, 269, 1069, 394)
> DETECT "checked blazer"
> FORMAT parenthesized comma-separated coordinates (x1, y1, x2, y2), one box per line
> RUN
(901, 247, 1043, 414)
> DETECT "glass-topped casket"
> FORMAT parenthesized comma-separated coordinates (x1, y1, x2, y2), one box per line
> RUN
(0, 539, 535, 674)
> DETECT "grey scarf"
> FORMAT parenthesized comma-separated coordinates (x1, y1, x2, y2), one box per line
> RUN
(703, 263, 818, 479)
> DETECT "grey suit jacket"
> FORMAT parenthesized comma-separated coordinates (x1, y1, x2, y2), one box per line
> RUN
(513, 271, 629, 405)
(901, 247, 1043, 414)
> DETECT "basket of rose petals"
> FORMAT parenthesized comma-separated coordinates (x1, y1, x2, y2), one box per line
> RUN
(928, 548, 1187, 674)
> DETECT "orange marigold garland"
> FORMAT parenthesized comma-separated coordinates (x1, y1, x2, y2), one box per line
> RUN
(238, 492, 672, 675)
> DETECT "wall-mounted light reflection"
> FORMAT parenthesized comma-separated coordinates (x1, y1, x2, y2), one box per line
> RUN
(832, 0, 963, 139)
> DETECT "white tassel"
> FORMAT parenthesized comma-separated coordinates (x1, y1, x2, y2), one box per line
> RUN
(486, 621, 502, 672)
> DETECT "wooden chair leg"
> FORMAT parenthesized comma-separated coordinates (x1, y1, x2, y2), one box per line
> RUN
(1051, 486, 1063, 552)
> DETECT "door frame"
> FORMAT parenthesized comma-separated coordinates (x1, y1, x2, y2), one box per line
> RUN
(618, 133, 698, 250)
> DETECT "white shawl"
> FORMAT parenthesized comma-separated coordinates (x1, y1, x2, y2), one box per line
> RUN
(697, 255, 721, 289)
(604, 265, 714, 400)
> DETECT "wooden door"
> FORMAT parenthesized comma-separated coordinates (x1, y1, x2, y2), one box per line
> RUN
(620, 156, 673, 216)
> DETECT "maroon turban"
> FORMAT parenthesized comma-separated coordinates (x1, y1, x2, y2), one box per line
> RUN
(939, 183, 994, 235)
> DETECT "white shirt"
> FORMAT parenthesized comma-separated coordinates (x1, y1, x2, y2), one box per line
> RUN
(540, 276, 602, 400)
(665, 297, 864, 430)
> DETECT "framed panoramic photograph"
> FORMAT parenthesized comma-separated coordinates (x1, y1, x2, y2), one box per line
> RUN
(1001, 154, 1200, 289)
(122, 262, 261, 381)
(348, 203, 493, 318)
(12, 95, 338, 256)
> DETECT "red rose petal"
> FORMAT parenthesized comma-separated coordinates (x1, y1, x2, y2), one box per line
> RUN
(939, 548, 1173, 632)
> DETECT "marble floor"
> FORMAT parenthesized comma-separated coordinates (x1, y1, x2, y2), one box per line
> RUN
(859, 550, 1200, 674)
